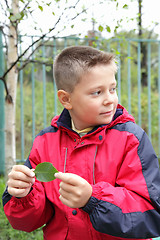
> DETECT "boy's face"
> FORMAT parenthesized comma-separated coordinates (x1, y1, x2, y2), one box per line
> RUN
(68, 64, 118, 130)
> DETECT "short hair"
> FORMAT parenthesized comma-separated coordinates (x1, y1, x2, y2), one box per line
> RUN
(53, 46, 117, 93)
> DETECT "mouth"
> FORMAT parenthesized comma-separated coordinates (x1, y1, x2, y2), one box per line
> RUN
(100, 110, 113, 116)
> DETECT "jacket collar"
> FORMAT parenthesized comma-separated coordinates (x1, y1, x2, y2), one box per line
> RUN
(51, 104, 135, 133)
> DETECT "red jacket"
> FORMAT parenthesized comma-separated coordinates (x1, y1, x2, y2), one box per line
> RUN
(3, 105, 160, 240)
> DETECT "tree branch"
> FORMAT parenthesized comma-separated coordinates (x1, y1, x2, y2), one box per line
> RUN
(0, 76, 13, 103)
(1, 0, 89, 98)
(4, 0, 10, 9)
(2, 2, 86, 77)
(20, 1, 31, 14)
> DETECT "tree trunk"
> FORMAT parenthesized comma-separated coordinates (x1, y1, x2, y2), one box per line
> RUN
(5, 0, 19, 178)
(138, 0, 142, 37)
(138, 0, 148, 86)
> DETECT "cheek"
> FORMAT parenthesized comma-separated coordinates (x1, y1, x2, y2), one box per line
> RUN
(112, 95, 118, 112)
(81, 103, 97, 116)
(87, 101, 100, 110)
(114, 94, 118, 105)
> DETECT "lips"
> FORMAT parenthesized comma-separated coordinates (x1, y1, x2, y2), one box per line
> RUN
(100, 110, 113, 115)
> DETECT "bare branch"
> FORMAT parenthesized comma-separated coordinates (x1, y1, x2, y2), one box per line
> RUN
(18, 58, 53, 71)
(1, 12, 62, 79)
(70, 7, 88, 22)
(0, 2, 9, 18)
(68, 0, 81, 9)
(17, 40, 49, 71)
(20, 1, 31, 13)
(1, 0, 89, 98)
(148, 22, 159, 39)
(4, 0, 10, 9)
(0, 76, 13, 103)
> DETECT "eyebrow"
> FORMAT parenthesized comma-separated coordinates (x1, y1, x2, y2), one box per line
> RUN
(110, 81, 117, 86)
(89, 83, 117, 91)
(89, 79, 117, 90)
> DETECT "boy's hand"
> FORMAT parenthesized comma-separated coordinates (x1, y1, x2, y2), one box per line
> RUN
(7, 165, 35, 198)
(55, 172, 92, 208)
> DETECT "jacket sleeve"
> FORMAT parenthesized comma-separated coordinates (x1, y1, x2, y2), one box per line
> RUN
(2, 178, 54, 232)
(2, 127, 59, 232)
(82, 129, 160, 239)
(2, 176, 54, 234)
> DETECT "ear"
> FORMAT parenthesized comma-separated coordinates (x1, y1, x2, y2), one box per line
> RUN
(57, 90, 72, 110)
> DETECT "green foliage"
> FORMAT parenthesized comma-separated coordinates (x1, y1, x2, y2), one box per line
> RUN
(38, 5, 43, 11)
(0, 177, 43, 240)
(123, 4, 128, 9)
(106, 25, 111, 33)
(98, 25, 104, 32)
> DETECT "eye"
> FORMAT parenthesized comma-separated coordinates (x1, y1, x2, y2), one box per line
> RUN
(110, 87, 117, 93)
(91, 90, 101, 96)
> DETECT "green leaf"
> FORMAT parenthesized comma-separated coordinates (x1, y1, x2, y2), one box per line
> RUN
(38, 5, 43, 11)
(123, 4, 128, 9)
(35, 162, 59, 182)
(47, 2, 52, 6)
(20, 11, 25, 20)
(16, 13, 22, 20)
(106, 25, 111, 33)
(10, 15, 16, 22)
(98, 25, 104, 32)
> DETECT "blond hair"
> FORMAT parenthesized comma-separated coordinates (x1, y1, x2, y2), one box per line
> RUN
(53, 46, 117, 93)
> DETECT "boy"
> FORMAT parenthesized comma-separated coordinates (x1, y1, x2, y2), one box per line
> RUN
(2, 46, 160, 240)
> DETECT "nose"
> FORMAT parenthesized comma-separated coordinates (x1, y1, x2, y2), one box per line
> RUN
(103, 92, 114, 105)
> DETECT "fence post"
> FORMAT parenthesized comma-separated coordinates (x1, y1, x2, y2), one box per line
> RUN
(0, 27, 5, 175)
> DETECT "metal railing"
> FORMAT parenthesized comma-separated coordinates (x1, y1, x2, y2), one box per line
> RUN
(1, 33, 160, 170)
(0, 28, 5, 174)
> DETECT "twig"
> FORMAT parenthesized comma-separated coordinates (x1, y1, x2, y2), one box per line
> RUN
(0, 77, 13, 103)
(0, 0, 89, 98)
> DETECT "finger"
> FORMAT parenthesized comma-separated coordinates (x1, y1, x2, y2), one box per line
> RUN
(9, 166, 35, 184)
(59, 194, 72, 208)
(8, 179, 31, 189)
(8, 171, 35, 185)
(59, 181, 75, 193)
(13, 165, 35, 178)
(59, 191, 83, 208)
(59, 187, 72, 200)
(55, 172, 81, 186)
(8, 185, 32, 198)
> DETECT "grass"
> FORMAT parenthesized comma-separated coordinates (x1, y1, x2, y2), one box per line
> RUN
(0, 177, 43, 240)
